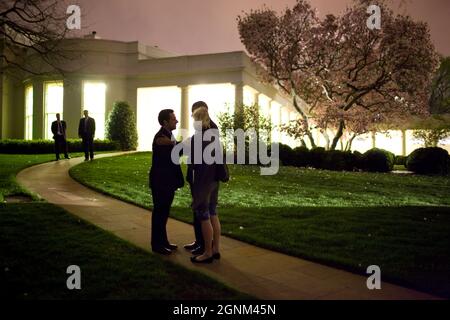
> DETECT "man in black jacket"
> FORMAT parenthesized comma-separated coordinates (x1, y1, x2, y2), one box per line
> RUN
(51, 113, 70, 160)
(78, 110, 96, 161)
(149, 109, 184, 255)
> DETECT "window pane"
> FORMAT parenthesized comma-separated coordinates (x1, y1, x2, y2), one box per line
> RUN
(188, 84, 235, 135)
(44, 82, 63, 139)
(25, 86, 33, 140)
(83, 82, 106, 139)
(137, 86, 181, 151)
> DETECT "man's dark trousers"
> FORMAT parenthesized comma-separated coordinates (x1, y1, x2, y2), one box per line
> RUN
(151, 187, 175, 248)
(55, 135, 69, 159)
(82, 136, 94, 160)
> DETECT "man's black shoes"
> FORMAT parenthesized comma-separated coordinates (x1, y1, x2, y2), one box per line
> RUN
(152, 247, 172, 255)
(165, 243, 178, 250)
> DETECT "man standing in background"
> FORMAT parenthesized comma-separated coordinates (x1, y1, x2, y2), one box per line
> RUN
(78, 110, 96, 161)
(51, 113, 70, 161)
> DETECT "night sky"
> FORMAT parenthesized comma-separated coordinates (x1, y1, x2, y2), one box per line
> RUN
(75, 0, 450, 56)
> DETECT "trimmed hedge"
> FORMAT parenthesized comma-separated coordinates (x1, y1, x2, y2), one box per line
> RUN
(394, 155, 407, 166)
(292, 146, 310, 167)
(323, 150, 358, 171)
(360, 148, 395, 173)
(309, 147, 326, 169)
(0, 139, 119, 154)
(274, 143, 361, 172)
(406, 147, 450, 175)
(278, 144, 295, 166)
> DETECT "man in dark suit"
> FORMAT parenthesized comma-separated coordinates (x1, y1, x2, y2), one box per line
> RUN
(51, 113, 70, 160)
(183, 101, 219, 256)
(78, 110, 96, 161)
(149, 109, 184, 255)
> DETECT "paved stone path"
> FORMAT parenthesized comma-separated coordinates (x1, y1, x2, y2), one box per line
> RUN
(16, 153, 439, 300)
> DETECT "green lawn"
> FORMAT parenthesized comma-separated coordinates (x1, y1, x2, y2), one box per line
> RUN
(0, 154, 55, 202)
(69, 152, 450, 298)
(0, 154, 248, 299)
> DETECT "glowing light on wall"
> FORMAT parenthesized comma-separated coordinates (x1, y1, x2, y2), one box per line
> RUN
(83, 82, 106, 139)
(405, 130, 424, 156)
(243, 85, 258, 106)
(281, 107, 290, 145)
(44, 82, 63, 140)
(188, 83, 235, 134)
(25, 86, 33, 140)
(270, 101, 281, 143)
(289, 111, 300, 147)
(375, 131, 403, 155)
(137, 86, 181, 151)
(258, 94, 271, 118)
(351, 133, 373, 153)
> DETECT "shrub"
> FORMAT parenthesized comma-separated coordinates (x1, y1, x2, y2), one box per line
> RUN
(322, 150, 346, 171)
(0, 139, 119, 154)
(344, 152, 358, 171)
(406, 147, 450, 175)
(353, 151, 364, 170)
(321, 150, 358, 171)
(361, 148, 395, 172)
(394, 155, 407, 166)
(277, 143, 295, 166)
(106, 101, 138, 151)
(309, 147, 326, 169)
(292, 146, 310, 167)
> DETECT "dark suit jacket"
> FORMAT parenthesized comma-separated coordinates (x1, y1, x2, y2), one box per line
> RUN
(78, 117, 96, 138)
(51, 120, 67, 139)
(149, 127, 184, 192)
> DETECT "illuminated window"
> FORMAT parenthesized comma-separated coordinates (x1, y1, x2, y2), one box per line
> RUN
(188, 84, 235, 134)
(44, 82, 63, 140)
(25, 85, 33, 140)
(137, 86, 181, 151)
(83, 82, 106, 139)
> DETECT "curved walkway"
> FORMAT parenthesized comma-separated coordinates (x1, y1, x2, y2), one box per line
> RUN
(17, 153, 439, 300)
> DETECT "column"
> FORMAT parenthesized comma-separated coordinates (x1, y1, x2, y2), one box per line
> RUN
(401, 130, 407, 156)
(371, 131, 376, 149)
(33, 80, 44, 139)
(254, 92, 259, 107)
(234, 82, 244, 128)
(63, 78, 82, 139)
(180, 86, 189, 131)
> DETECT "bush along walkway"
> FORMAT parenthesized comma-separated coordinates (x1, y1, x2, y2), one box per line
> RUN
(16, 153, 439, 300)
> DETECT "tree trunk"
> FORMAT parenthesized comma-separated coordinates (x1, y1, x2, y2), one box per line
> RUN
(292, 93, 316, 148)
(330, 120, 345, 150)
(301, 139, 307, 148)
(346, 133, 358, 151)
